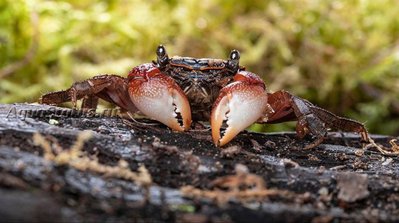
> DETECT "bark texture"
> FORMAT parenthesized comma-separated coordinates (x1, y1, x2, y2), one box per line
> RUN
(0, 103, 398, 222)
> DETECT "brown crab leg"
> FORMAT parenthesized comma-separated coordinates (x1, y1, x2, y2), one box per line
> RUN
(211, 71, 271, 146)
(40, 75, 138, 112)
(128, 63, 192, 131)
(81, 95, 99, 111)
(262, 90, 369, 148)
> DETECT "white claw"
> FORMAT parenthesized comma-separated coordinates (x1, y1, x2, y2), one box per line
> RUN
(129, 74, 191, 131)
(211, 83, 269, 146)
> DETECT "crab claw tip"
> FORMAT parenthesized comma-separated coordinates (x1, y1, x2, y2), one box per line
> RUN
(211, 84, 269, 147)
(169, 88, 192, 131)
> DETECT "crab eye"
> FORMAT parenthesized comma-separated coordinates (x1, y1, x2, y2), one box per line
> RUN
(230, 49, 240, 61)
(156, 45, 169, 68)
(157, 45, 166, 57)
(227, 49, 240, 72)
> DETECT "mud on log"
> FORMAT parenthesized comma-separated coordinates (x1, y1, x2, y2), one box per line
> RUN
(0, 103, 398, 222)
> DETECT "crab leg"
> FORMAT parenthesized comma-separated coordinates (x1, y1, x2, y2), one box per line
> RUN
(128, 63, 192, 131)
(211, 71, 271, 146)
(262, 90, 369, 149)
(40, 74, 138, 112)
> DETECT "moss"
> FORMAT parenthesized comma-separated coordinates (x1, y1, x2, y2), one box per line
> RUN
(1, 0, 398, 135)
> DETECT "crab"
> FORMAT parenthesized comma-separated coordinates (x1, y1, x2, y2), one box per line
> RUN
(40, 45, 370, 148)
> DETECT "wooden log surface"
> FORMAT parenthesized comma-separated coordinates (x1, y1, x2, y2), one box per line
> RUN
(0, 103, 398, 222)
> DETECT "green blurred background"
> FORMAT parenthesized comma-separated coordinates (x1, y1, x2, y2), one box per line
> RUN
(1, 0, 399, 135)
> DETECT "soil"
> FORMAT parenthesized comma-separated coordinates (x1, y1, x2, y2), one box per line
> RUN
(0, 103, 398, 222)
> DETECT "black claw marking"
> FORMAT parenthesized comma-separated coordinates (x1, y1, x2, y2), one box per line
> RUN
(156, 45, 169, 68)
(227, 49, 240, 72)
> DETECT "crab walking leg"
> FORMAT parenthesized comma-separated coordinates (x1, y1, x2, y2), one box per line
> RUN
(39, 74, 138, 112)
(128, 63, 192, 131)
(262, 90, 370, 147)
(211, 71, 271, 146)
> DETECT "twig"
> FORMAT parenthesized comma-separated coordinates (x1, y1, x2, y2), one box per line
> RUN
(33, 131, 152, 186)
(363, 137, 399, 157)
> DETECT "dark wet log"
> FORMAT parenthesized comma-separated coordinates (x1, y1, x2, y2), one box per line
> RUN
(0, 103, 398, 222)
